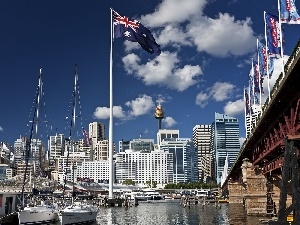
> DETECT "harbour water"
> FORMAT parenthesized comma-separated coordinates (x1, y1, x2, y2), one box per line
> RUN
(95, 200, 264, 225)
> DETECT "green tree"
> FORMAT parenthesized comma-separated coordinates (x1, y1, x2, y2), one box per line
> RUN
(145, 180, 157, 188)
(122, 179, 135, 186)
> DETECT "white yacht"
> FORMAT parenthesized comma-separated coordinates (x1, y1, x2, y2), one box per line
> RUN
(59, 203, 98, 225)
(18, 68, 59, 225)
(144, 189, 163, 200)
(18, 204, 59, 225)
(59, 66, 99, 225)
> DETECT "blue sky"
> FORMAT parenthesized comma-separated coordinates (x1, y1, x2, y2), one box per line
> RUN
(0, 0, 299, 149)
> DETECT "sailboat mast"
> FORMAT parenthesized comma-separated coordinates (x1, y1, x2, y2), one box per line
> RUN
(33, 68, 42, 175)
(63, 65, 79, 203)
(73, 66, 78, 154)
(21, 68, 42, 207)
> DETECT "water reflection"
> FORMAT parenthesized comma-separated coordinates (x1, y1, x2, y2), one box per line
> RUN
(96, 200, 263, 225)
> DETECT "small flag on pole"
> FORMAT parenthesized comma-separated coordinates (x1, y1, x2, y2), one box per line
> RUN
(112, 9, 161, 55)
(279, 0, 300, 24)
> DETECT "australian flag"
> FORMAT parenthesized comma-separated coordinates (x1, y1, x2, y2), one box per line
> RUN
(265, 13, 283, 58)
(113, 10, 161, 55)
(280, 0, 300, 24)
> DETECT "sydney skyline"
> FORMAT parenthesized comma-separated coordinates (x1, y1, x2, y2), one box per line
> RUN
(0, 0, 299, 148)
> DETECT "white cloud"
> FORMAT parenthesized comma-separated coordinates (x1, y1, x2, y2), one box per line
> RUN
(224, 99, 244, 117)
(93, 106, 127, 120)
(141, 0, 207, 27)
(195, 92, 209, 108)
(163, 116, 178, 128)
(0, 126, 3, 131)
(187, 14, 256, 57)
(156, 25, 192, 48)
(125, 94, 155, 117)
(195, 82, 236, 108)
(93, 94, 155, 121)
(139, 0, 256, 57)
(120, 0, 258, 93)
(210, 82, 235, 101)
(122, 51, 202, 91)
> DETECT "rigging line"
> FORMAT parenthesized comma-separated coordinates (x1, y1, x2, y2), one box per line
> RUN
(21, 68, 42, 207)
(62, 65, 78, 201)
(25, 87, 39, 138)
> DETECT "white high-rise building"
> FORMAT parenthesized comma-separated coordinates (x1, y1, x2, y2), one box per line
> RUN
(93, 140, 109, 161)
(157, 129, 179, 146)
(77, 161, 110, 182)
(77, 139, 92, 160)
(115, 149, 173, 188)
(48, 134, 65, 164)
(193, 125, 211, 182)
(89, 122, 105, 143)
(245, 104, 262, 137)
(52, 151, 90, 184)
(14, 136, 45, 172)
(13, 136, 27, 167)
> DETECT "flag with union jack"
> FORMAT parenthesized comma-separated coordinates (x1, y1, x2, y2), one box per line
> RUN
(113, 10, 161, 55)
(280, 0, 300, 24)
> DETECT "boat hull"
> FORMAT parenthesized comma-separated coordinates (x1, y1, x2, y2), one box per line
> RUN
(18, 206, 58, 225)
(59, 206, 98, 225)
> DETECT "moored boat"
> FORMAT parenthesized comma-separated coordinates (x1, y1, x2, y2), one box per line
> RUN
(59, 203, 98, 225)
(18, 204, 59, 225)
(144, 190, 163, 201)
(59, 66, 99, 225)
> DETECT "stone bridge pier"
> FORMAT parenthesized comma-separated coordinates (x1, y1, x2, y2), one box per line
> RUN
(228, 158, 292, 217)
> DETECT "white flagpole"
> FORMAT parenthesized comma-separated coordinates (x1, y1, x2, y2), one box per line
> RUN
(248, 82, 252, 131)
(244, 87, 247, 136)
(257, 39, 262, 106)
(251, 59, 255, 106)
(277, 0, 286, 78)
(264, 11, 271, 102)
(109, 8, 114, 199)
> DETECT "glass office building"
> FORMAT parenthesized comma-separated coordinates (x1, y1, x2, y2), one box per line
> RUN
(210, 113, 240, 184)
(160, 138, 198, 183)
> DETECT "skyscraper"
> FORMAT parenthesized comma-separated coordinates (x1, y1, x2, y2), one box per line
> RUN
(245, 105, 262, 137)
(210, 113, 240, 184)
(193, 125, 211, 182)
(48, 134, 65, 164)
(157, 129, 179, 146)
(115, 149, 173, 187)
(160, 138, 198, 183)
(89, 122, 105, 142)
